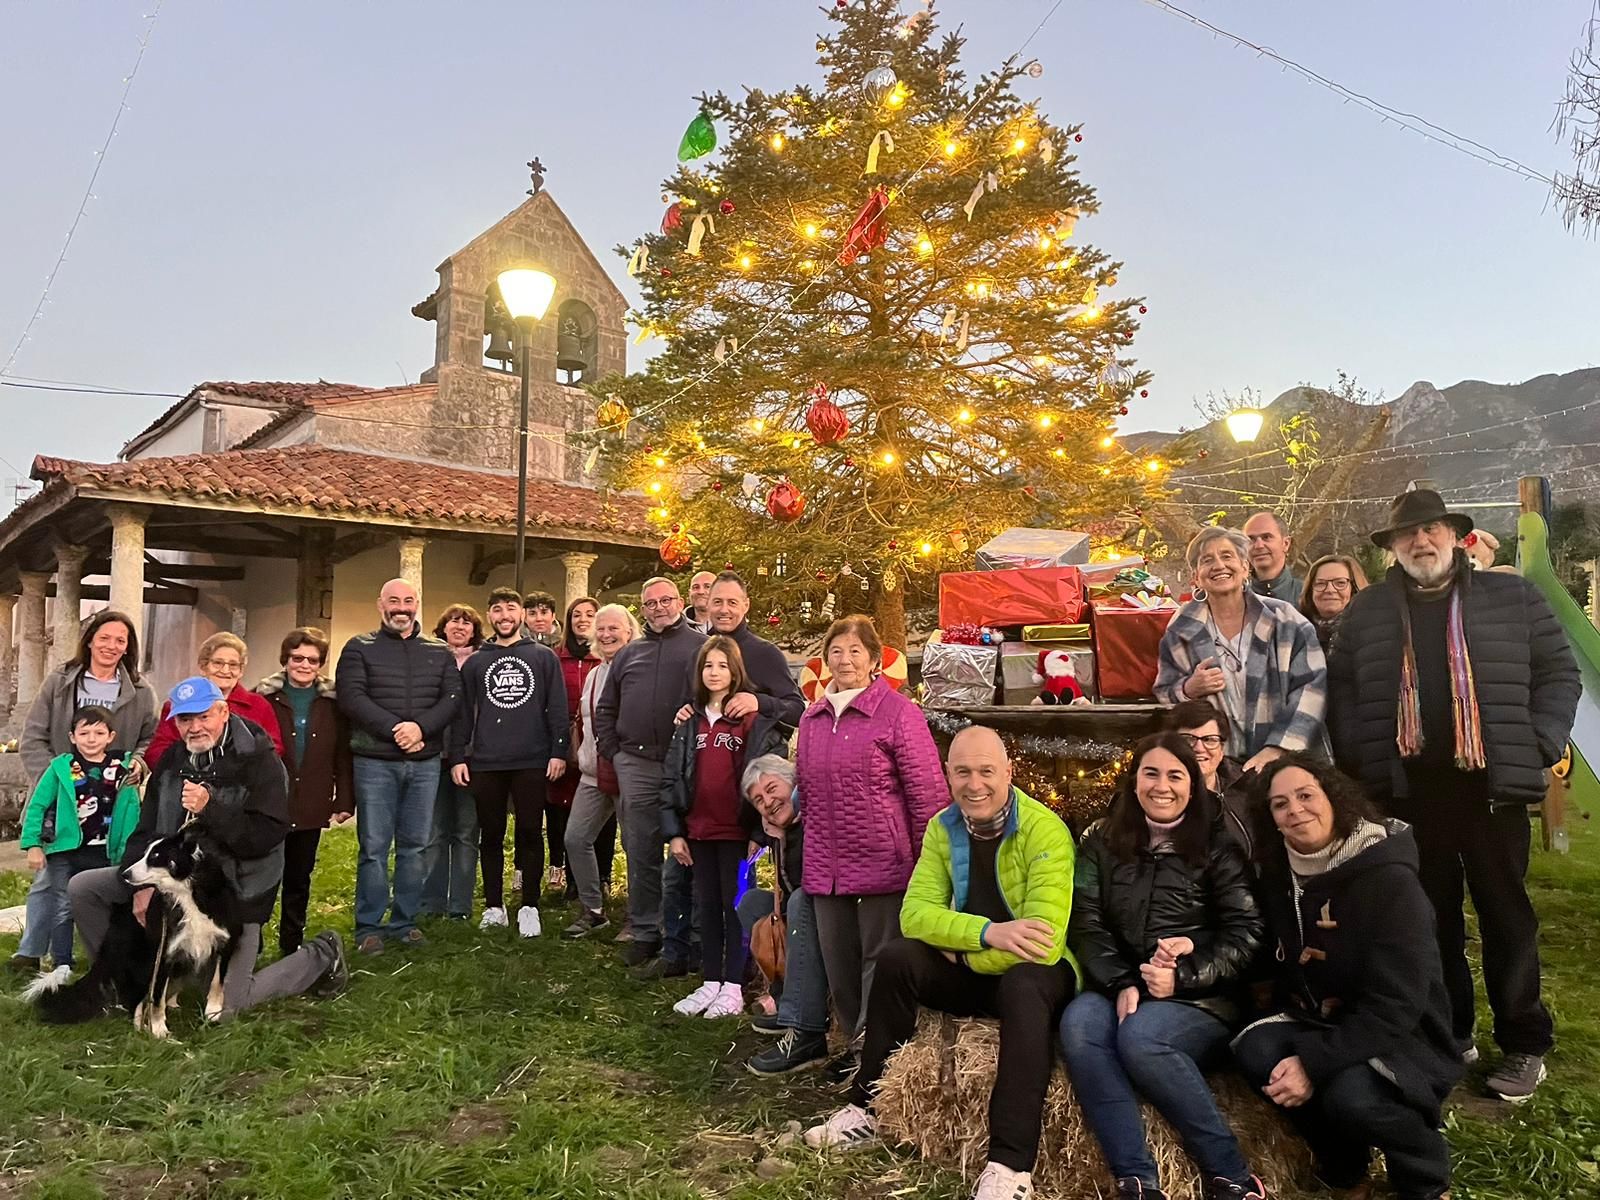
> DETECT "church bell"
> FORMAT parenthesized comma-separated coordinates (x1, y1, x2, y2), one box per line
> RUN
(484, 327, 515, 368)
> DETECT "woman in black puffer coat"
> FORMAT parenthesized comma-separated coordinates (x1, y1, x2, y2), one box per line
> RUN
(1234, 754, 1459, 1200)
(1060, 733, 1267, 1200)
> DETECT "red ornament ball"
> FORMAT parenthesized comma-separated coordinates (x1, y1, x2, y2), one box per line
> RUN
(835, 0, 846, 7)
(765, 480, 807, 523)
(805, 388, 850, 446)
(671, 523, 682, 534)
(843, 455, 855, 467)
(719, 199, 736, 215)
(1198, 449, 1210, 459)
(887, 539, 899, 551)
(815, 569, 827, 580)
(1140, 389, 1149, 398)
(660, 268, 672, 277)
(1119, 405, 1129, 416)
(1074, 133, 1083, 143)
(643, 445, 654, 454)
(724, 560, 735, 570)
(768, 612, 783, 626)
(1055, 433, 1066, 444)
(1138, 305, 1148, 314)
(712, 481, 724, 492)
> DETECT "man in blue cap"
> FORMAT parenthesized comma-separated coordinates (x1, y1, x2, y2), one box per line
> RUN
(68, 677, 348, 1017)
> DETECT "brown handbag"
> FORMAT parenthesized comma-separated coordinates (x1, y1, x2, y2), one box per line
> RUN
(750, 842, 788, 985)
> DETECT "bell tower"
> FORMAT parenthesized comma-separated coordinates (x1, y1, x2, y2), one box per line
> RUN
(409, 188, 627, 480)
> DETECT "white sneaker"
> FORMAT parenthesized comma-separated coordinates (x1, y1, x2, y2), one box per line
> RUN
(516, 906, 542, 938)
(973, 1161, 1033, 1200)
(803, 1103, 877, 1151)
(673, 981, 721, 1016)
(702, 982, 745, 1019)
(479, 906, 508, 930)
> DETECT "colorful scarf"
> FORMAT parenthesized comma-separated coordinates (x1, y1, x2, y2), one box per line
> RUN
(963, 790, 1015, 841)
(1396, 575, 1487, 771)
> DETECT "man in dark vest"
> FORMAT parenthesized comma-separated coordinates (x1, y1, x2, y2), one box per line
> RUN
(1329, 490, 1578, 1103)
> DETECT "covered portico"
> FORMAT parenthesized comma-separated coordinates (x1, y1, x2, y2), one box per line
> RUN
(0, 444, 658, 720)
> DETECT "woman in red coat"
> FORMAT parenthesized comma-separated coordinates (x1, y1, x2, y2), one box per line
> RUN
(141, 631, 285, 771)
(548, 597, 612, 896)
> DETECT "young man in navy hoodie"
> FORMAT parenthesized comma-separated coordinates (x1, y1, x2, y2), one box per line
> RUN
(451, 587, 568, 938)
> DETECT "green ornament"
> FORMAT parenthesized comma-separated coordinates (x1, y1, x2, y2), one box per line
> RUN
(678, 110, 717, 162)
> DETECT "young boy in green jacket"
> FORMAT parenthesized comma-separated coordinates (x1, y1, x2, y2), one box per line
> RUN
(19, 705, 141, 972)
(806, 726, 1081, 1200)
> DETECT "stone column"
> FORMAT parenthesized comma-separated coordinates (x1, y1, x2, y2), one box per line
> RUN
(50, 541, 90, 669)
(397, 536, 426, 597)
(16, 571, 50, 711)
(106, 503, 150, 639)
(297, 528, 335, 627)
(0, 592, 15, 721)
(559, 551, 598, 613)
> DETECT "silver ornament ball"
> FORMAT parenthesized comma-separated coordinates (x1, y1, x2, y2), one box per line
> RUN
(862, 60, 898, 105)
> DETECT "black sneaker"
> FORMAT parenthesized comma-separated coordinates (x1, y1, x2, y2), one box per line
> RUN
(1206, 1176, 1267, 1200)
(620, 940, 661, 969)
(562, 910, 611, 939)
(1114, 1182, 1168, 1200)
(630, 955, 689, 981)
(823, 1049, 860, 1087)
(747, 1029, 830, 1076)
(1486, 1052, 1547, 1103)
(751, 1009, 784, 1035)
(309, 932, 348, 999)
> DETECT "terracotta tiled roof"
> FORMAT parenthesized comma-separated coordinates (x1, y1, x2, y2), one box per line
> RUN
(28, 446, 652, 541)
(122, 380, 420, 456)
(231, 383, 439, 449)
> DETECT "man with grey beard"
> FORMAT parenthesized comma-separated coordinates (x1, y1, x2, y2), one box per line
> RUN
(1328, 490, 1578, 1104)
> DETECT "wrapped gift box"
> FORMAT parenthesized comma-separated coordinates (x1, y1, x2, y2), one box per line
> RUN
(1090, 602, 1175, 701)
(938, 566, 1084, 629)
(975, 527, 1091, 570)
(1022, 623, 1090, 643)
(922, 640, 999, 708)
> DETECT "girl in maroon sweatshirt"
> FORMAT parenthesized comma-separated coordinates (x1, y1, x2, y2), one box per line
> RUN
(659, 635, 786, 1018)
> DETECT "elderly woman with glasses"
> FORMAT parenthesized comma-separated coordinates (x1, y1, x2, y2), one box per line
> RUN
(1156, 526, 1329, 776)
(141, 632, 285, 770)
(1297, 555, 1369, 654)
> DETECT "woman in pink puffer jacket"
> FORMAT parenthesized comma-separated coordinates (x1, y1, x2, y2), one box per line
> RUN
(797, 615, 949, 1068)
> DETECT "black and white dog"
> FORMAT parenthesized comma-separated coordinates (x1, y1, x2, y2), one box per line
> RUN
(26, 826, 243, 1038)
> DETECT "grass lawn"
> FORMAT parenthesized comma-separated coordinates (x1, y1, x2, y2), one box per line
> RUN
(2, 819, 1598, 1200)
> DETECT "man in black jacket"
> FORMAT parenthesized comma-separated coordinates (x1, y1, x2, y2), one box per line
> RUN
(595, 576, 704, 972)
(68, 679, 346, 1021)
(1329, 490, 1579, 1103)
(704, 571, 805, 736)
(337, 579, 461, 955)
(450, 587, 568, 939)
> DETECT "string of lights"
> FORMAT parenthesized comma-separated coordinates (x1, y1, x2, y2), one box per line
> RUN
(0, 3, 165, 380)
(1135, 0, 1555, 187)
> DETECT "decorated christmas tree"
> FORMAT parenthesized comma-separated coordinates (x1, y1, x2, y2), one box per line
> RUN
(591, 0, 1169, 648)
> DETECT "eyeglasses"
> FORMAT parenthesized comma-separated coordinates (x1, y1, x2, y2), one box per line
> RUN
(206, 660, 243, 674)
(1312, 579, 1352, 593)
(286, 653, 322, 666)
(640, 598, 677, 609)
(1179, 733, 1224, 750)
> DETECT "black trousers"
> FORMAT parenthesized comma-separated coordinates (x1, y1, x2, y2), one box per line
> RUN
(275, 828, 323, 955)
(689, 839, 746, 983)
(1235, 1018, 1451, 1200)
(546, 803, 568, 870)
(852, 936, 1076, 1173)
(472, 768, 547, 911)
(1395, 778, 1553, 1055)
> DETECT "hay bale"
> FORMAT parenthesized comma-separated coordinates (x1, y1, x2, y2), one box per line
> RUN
(874, 1013, 1314, 1200)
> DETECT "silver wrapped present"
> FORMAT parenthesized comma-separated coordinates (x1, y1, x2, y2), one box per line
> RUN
(975, 527, 1090, 570)
(921, 641, 999, 708)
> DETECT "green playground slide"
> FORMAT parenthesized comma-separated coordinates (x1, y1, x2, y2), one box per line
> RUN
(1517, 511, 1600, 821)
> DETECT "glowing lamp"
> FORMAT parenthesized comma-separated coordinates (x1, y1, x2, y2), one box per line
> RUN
(1225, 408, 1265, 444)
(495, 268, 556, 322)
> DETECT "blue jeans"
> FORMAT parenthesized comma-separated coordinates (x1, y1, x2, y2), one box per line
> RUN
(43, 849, 110, 966)
(422, 772, 478, 917)
(1059, 993, 1250, 1188)
(353, 756, 440, 940)
(662, 854, 697, 965)
(736, 887, 829, 1033)
(16, 870, 53, 959)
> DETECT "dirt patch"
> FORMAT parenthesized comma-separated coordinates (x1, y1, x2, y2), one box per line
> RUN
(280, 1074, 367, 1116)
(99, 1161, 244, 1199)
(441, 1102, 513, 1146)
(221, 1070, 270, 1099)
(1448, 1090, 1516, 1123)
(587, 1061, 657, 1096)
(592, 1143, 650, 1174)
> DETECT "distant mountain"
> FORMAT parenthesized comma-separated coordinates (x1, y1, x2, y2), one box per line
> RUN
(1135, 366, 1600, 519)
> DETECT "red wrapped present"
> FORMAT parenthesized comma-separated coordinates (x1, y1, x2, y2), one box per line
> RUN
(1090, 601, 1176, 701)
(938, 566, 1084, 629)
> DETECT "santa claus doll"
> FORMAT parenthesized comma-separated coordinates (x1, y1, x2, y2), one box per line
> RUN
(1031, 648, 1089, 705)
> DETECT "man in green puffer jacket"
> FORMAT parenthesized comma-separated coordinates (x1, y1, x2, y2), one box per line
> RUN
(805, 725, 1080, 1200)
(18, 706, 142, 972)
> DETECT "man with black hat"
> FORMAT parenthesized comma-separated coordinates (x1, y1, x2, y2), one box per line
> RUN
(1328, 489, 1578, 1103)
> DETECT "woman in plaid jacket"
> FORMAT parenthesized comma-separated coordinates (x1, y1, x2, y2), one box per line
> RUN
(1155, 526, 1328, 774)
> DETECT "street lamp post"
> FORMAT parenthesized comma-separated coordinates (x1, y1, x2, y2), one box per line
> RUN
(1225, 407, 1265, 502)
(495, 267, 558, 595)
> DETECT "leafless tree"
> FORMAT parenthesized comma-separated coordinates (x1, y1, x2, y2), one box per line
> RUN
(1554, 3, 1600, 235)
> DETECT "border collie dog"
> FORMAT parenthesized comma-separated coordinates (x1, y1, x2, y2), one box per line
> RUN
(26, 827, 243, 1038)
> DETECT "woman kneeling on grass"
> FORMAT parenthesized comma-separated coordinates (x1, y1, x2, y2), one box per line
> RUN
(1059, 733, 1267, 1200)
(660, 635, 786, 1019)
(1233, 755, 1460, 1200)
